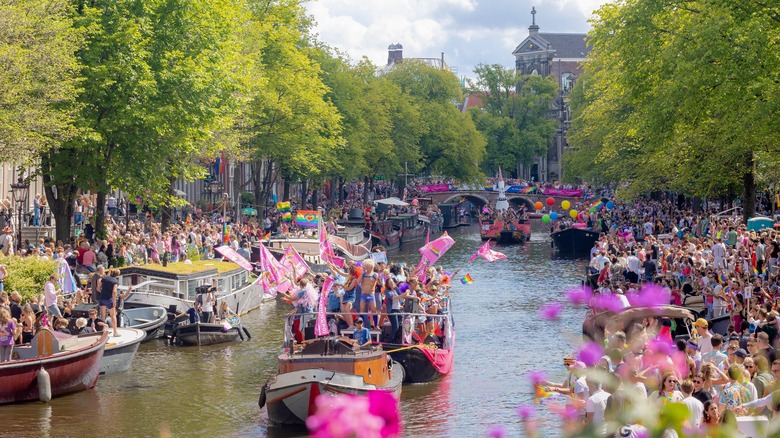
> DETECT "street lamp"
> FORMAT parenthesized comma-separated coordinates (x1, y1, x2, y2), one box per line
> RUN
(10, 172, 30, 251)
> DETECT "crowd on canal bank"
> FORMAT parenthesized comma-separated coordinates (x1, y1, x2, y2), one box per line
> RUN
(518, 196, 780, 438)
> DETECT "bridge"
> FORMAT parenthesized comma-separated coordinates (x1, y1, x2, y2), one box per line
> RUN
(422, 190, 579, 209)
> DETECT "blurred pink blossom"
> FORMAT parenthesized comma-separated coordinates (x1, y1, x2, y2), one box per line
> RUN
(592, 294, 625, 312)
(565, 286, 592, 306)
(527, 370, 547, 385)
(628, 283, 670, 309)
(550, 404, 580, 421)
(306, 390, 401, 438)
(516, 404, 535, 420)
(486, 425, 506, 438)
(539, 302, 564, 320)
(578, 342, 604, 367)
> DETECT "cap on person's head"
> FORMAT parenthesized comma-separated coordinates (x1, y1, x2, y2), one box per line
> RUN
(571, 361, 587, 370)
(693, 318, 709, 328)
(734, 349, 748, 359)
(75, 318, 87, 328)
(355, 318, 363, 324)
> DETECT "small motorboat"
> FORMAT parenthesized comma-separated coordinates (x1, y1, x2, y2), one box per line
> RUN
(497, 229, 528, 244)
(100, 327, 146, 375)
(480, 218, 531, 242)
(0, 329, 108, 404)
(173, 321, 241, 346)
(120, 306, 167, 341)
(550, 226, 600, 257)
(259, 325, 403, 426)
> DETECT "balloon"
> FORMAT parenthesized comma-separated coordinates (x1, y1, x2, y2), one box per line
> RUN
(546, 197, 555, 206)
(575, 197, 579, 201)
(561, 200, 571, 210)
(550, 211, 559, 220)
(569, 209, 578, 219)
(534, 201, 543, 210)
(541, 214, 551, 224)
(606, 201, 615, 210)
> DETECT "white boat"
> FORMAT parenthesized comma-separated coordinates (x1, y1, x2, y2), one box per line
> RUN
(119, 306, 168, 341)
(264, 232, 372, 265)
(119, 260, 272, 316)
(100, 327, 146, 375)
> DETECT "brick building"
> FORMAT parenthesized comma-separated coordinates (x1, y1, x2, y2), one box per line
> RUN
(511, 8, 588, 182)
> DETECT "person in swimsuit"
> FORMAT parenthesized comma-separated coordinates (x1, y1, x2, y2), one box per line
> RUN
(329, 261, 358, 327)
(359, 260, 380, 329)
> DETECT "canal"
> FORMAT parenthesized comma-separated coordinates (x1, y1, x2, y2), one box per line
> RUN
(3, 224, 586, 437)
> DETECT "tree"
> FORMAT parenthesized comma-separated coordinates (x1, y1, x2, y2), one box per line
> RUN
(468, 65, 558, 174)
(0, 0, 81, 164)
(566, 0, 780, 220)
(386, 60, 485, 181)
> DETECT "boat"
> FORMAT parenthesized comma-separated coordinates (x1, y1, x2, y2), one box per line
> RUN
(0, 328, 108, 404)
(550, 226, 601, 256)
(119, 260, 269, 316)
(264, 232, 372, 265)
(376, 311, 455, 384)
(119, 306, 167, 341)
(370, 219, 401, 250)
(438, 203, 470, 228)
(173, 321, 241, 346)
(390, 213, 426, 244)
(259, 329, 404, 426)
(480, 218, 531, 243)
(100, 327, 146, 375)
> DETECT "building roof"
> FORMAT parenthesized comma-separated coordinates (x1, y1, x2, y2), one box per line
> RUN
(461, 92, 485, 112)
(538, 33, 589, 59)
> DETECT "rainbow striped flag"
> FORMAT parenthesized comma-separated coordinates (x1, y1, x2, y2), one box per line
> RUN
(718, 273, 728, 284)
(295, 210, 319, 228)
(276, 201, 290, 212)
(461, 274, 474, 285)
(282, 212, 292, 222)
(222, 222, 229, 244)
(520, 186, 536, 194)
(534, 385, 561, 404)
(592, 200, 604, 210)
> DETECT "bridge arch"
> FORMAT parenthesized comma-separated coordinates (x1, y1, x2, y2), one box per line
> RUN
(442, 194, 488, 207)
(508, 196, 535, 210)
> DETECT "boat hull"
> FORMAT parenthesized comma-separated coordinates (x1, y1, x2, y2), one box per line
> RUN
(174, 322, 240, 346)
(370, 231, 401, 250)
(120, 306, 167, 341)
(550, 227, 601, 256)
(262, 367, 404, 426)
(0, 331, 108, 404)
(124, 281, 270, 316)
(497, 230, 528, 244)
(101, 328, 146, 375)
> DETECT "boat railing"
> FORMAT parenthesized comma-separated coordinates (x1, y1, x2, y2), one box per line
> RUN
(282, 311, 453, 350)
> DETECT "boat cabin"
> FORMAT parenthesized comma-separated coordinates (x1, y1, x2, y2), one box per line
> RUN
(390, 213, 419, 231)
(119, 261, 250, 303)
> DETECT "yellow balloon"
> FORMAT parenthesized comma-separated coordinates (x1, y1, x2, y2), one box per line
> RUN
(569, 209, 578, 219)
(561, 200, 571, 210)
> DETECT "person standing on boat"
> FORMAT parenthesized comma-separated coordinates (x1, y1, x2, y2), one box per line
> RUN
(358, 260, 380, 329)
(200, 286, 216, 323)
(353, 318, 371, 348)
(97, 268, 121, 337)
(385, 277, 414, 344)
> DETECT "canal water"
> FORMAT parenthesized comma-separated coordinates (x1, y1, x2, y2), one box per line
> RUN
(3, 224, 586, 437)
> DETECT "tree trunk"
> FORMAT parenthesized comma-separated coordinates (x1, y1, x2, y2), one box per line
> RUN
(160, 176, 176, 233)
(312, 188, 320, 210)
(362, 176, 369, 204)
(95, 191, 107, 240)
(253, 160, 263, 211)
(300, 180, 308, 207)
(339, 178, 346, 204)
(742, 151, 756, 223)
(41, 153, 77, 244)
(283, 179, 290, 202)
(262, 159, 274, 207)
(330, 177, 338, 208)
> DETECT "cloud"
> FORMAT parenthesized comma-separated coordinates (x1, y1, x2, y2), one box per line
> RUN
(304, 0, 605, 78)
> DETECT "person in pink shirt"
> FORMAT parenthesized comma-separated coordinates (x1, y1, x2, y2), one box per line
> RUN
(81, 245, 97, 272)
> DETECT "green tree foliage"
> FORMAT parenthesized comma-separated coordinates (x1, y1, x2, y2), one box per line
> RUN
(468, 65, 558, 173)
(0, 0, 81, 164)
(386, 60, 485, 181)
(566, 0, 780, 219)
(0, 255, 57, 302)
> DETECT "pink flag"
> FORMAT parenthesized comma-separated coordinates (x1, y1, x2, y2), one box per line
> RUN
(255, 243, 291, 295)
(281, 245, 311, 277)
(469, 241, 508, 262)
(414, 257, 429, 283)
(214, 245, 254, 271)
(418, 232, 456, 264)
(315, 277, 335, 337)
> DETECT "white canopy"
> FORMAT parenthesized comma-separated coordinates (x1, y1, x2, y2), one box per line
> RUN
(374, 197, 409, 207)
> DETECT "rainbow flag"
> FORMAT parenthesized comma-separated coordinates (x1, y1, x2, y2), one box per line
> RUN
(282, 212, 292, 222)
(295, 210, 319, 228)
(591, 200, 604, 210)
(520, 186, 536, 194)
(222, 222, 229, 244)
(534, 385, 560, 404)
(461, 274, 474, 284)
(718, 273, 728, 284)
(276, 201, 290, 212)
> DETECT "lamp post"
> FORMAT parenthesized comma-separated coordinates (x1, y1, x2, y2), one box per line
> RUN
(10, 172, 30, 252)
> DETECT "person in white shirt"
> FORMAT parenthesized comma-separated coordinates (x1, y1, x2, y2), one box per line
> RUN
(585, 383, 611, 435)
(694, 318, 713, 356)
(680, 379, 704, 428)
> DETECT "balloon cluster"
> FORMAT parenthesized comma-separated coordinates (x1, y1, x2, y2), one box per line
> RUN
(535, 197, 616, 223)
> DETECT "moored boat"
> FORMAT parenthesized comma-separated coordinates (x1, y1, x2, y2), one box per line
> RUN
(550, 226, 600, 257)
(370, 219, 401, 250)
(173, 321, 241, 346)
(119, 260, 269, 316)
(100, 327, 146, 375)
(391, 213, 426, 244)
(0, 329, 108, 404)
(259, 320, 403, 426)
(119, 306, 167, 341)
(497, 229, 528, 244)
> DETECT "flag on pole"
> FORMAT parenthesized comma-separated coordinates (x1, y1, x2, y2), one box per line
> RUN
(295, 210, 319, 228)
(315, 277, 335, 337)
(469, 241, 508, 262)
(281, 244, 311, 277)
(255, 243, 291, 295)
(460, 274, 474, 285)
(418, 232, 456, 264)
(222, 222, 229, 244)
(276, 201, 290, 212)
(214, 245, 254, 271)
(57, 258, 77, 295)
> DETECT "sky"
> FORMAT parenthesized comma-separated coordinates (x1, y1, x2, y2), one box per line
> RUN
(303, 0, 606, 79)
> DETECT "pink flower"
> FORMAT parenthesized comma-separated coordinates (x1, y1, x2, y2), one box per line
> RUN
(630, 283, 670, 308)
(306, 391, 401, 438)
(486, 425, 506, 438)
(577, 342, 604, 367)
(565, 286, 592, 306)
(527, 370, 547, 385)
(539, 302, 563, 320)
(592, 294, 625, 312)
(550, 404, 580, 421)
(516, 405, 535, 420)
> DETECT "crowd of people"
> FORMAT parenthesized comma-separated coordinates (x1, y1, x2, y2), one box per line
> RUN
(531, 197, 780, 437)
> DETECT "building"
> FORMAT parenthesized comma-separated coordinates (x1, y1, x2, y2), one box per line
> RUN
(383, 43, 452, 73)
(511, 7, 589, 182)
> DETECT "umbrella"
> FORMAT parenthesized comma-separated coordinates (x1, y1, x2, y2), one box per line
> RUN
(241, 207, 258, 216)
